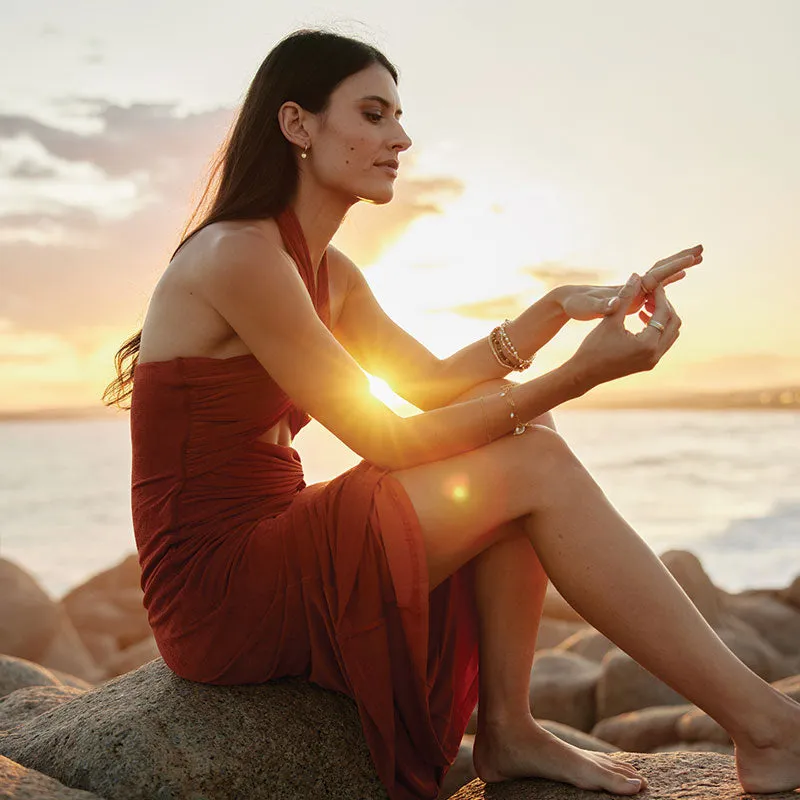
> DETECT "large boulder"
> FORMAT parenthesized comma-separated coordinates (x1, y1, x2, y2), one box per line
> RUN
(0, 559, 104, 684)
(596, 650, 686, 720)
(591, 704, 694, 752)
(60, 554, 141, 599)
(0, 685, 85, 731)
(782, 575, 800, 609)
(100, 636, 160, 678)
(715, 616, 794, 681)
(0, 658, 388, 800)
(61, 554, 152, 673)
(439, 734, 475, 800)
(528, 651, 601, 733)
(660, 550, 721, 627)
(0, 559, 63, 663)
(538, 721, 617, 753)
(541, 586, 585, 623)
(534, 619, 587, 651)
(555, 629, 617, 663)
(0, 655, 61, 700)
(449, 751, 798, 799)
(722, 593, 800, 657)
(675, 673, 800, 746)
(0, 755, 105, 799)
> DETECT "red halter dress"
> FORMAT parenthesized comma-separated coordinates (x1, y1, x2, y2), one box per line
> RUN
(130, 207, 480, 800)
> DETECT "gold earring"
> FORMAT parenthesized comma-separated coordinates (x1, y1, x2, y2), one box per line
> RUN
(300, 145, 309, 160)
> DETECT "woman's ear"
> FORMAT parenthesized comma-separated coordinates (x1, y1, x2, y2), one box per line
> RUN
(278, 101, 311, 151)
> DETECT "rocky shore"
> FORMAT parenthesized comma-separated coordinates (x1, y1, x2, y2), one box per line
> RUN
(1, 549, 798, 799)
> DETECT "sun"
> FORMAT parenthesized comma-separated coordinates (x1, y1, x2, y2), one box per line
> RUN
(367, 374, 403, 408)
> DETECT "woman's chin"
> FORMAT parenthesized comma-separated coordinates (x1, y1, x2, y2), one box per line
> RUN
(357, 187, 395, 205)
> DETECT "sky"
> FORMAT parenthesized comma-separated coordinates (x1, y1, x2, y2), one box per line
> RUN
(1, 0, 799, 413)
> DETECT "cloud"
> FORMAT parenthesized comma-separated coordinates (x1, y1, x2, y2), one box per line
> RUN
(432, 293, 530, 321)
(0, 100, 465, 343)
(0, 101, 233, 181)
(333, 170, 464, 265)
(520, 261, 609, 289)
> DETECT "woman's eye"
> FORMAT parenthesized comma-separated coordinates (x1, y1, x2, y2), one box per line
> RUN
(364, 112, 383, 123)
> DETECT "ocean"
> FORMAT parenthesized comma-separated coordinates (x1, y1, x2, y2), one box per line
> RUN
(1, 410, 798, 599)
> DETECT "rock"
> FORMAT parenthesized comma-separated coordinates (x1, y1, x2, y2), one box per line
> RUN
(653, 741, 735, 755)
(723, 593, 800, 657)
(541, 585, 585, 623)
(660, 550, 721, 627)
(675, 706, 730, 744)
(538, 721, 618, 752)
(0, 655, 60, 700)
(449, 751, 798, 798)
(438, 734, 475, 800)
(0, 685, 85, 731)
(0, 658, 387, 800)
(716, 616, 794, 681)
(675, 673, 800, 748)
(0, 755, 105, 799)
(75, 631, 118, 667)
(35, 611, 106, 685)
(591, 704, 694, 752)
(63, 595, 150, 654)
(0, 559, 63, 663)
(101, 637, 159, 678)
(534, 619, 587, 651)
(60, 554, 141, 600)
(555, 629, 617, 663)
(782, 575, 800, 609)
(47, 670, 92, 691)
(596, 650, 686, 720)
(773, 673, 800, 702)
(0, 559, 104, 685)
(528, 651, 601, 732)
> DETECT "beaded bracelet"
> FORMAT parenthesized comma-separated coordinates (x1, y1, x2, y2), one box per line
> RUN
(487, 320, 534, 372)
(488, 327, 518, 370)
(499, 383, 529, 436)
(499, 319, 534, 370)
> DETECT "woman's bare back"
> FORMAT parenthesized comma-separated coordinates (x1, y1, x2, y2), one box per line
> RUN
(137, 218, 348, 445)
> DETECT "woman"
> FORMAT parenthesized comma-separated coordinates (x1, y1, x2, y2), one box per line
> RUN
(103, 28, 800, 800)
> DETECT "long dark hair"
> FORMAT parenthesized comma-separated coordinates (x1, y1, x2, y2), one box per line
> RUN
(102, 29, 398, 409)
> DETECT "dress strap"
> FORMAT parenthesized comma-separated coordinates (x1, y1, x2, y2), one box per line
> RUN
(275, 207, 330, 328)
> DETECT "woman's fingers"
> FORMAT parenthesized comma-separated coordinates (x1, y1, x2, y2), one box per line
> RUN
(641, 254, 697, 293)
(636, 284, 672, 346)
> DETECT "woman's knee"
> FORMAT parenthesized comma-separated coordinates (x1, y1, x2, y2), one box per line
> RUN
(514, 424, 582, 487)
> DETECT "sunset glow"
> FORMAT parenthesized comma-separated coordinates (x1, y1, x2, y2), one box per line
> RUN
(1, 2, 799, 415)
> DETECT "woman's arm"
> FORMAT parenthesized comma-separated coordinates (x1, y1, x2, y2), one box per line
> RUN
(202, 233, 674, 472)
(333, 246, 568, 410)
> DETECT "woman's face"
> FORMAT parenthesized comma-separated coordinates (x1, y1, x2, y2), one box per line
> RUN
(301, 63, 412, 205)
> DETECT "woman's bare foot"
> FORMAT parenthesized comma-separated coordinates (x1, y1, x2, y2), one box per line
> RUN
(473, 715, 647, 795)
(734, 693, 800, 793)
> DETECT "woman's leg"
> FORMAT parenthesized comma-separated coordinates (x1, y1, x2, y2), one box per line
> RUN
(392, 407, 800, 794)
(431, 384, 647, 793)
(439, 382, 554, 732)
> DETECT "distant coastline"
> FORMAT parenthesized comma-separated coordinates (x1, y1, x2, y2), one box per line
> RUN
(2, 385, 799, 421)
(567, 385, 800, 411)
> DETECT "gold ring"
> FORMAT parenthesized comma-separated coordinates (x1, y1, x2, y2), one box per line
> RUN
(647, 319, 666, 333)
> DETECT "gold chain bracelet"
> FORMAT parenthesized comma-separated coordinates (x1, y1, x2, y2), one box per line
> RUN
(499, 383, 529, 435)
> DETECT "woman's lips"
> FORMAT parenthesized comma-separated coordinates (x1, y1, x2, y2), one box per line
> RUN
(376, 164, 398, 177)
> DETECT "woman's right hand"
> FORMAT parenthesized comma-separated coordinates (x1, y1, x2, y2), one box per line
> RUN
(569, 273, 681, 391)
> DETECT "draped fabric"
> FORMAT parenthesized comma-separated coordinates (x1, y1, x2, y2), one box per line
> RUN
(130, 206, 480, 799)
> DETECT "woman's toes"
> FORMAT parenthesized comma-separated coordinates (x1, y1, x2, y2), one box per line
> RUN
(598, 768, 644, 795)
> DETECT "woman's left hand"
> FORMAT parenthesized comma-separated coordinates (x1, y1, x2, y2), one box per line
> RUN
(558, 244, 703, 322)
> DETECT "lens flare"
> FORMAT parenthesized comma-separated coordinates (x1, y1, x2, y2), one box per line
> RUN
(444, 473, 470, 503)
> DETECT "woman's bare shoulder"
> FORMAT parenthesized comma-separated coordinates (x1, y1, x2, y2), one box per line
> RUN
(138, 219, 284, 362)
